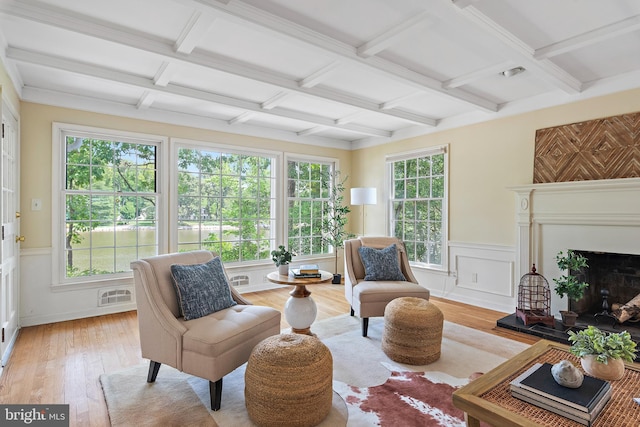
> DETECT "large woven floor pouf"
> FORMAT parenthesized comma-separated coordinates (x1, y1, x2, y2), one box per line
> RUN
(382, 297, 443, 365)
(245, 333, 333, 427)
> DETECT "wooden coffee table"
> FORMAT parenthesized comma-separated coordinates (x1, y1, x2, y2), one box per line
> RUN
(266, 270, 332, 335)
(453, 339, 640, 427)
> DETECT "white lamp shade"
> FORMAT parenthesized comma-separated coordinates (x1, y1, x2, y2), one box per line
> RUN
(351, 187, 377, 205)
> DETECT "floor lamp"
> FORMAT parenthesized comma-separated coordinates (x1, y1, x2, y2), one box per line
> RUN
(350, 187, 377, 236)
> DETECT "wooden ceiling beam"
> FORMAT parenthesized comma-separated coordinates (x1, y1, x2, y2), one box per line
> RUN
(452, 2, 582, 94)
(171, 0, 498, 112)
(7, 47, 392, 138)
(357, 11, 434, 58)
(0, 0, 436, 126)
(534, 15, 640, 60)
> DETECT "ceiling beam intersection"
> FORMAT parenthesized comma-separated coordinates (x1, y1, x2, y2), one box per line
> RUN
(356, 11, 434, 58)
(534, 14, 640, 60)
(174, 11, 217, 54)
(7, 47, 391, 137)
(0, 0, 435, 126)
(171, 0, 498, 112)
(298, 61, 342, 88)
(452, 2, 582, 94)
(443, 61, 515, 89)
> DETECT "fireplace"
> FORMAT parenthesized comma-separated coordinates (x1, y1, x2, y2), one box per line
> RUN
(570, 251, 640, 317)
(499, 178, 640, 343)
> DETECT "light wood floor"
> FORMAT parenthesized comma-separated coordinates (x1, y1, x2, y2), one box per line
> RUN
(0, 283, 539, 426)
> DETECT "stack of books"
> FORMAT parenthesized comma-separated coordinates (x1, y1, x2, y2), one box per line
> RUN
(510, 362, 611, 426)
(290, 264, 321, 278)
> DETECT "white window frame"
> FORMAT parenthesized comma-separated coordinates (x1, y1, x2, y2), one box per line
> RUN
(284, 154, 340, 261)
(386, 145, 449, 272)
(51, 123, 168, 289)
(170, 138, 282, 267)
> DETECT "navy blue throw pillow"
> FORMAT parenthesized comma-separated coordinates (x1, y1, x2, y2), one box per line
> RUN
(358, 243, 406, 281)
(170, 257, 237, 321)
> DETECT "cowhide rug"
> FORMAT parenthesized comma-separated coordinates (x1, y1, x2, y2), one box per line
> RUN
(101, 314, 528, 426)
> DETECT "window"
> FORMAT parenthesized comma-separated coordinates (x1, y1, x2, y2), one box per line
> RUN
(388, 147, 447, 268)
(176, 146, 276, 263)
(57, 126, 162, 282)
(286, 159, 333, 257)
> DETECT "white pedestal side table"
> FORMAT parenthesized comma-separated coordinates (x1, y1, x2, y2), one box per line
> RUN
(266, 270, 332, 335)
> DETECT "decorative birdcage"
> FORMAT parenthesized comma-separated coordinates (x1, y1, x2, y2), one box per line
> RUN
(516, 264, 555, 327)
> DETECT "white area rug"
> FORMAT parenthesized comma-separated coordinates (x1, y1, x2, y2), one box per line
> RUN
(101, 314, 529, 426)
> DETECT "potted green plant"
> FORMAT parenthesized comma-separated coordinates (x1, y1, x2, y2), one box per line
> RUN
(271, 245, 293, 276)
(553, 250, 589, 326)
(321, 170, 355, 284)
(568, 325, 637, 381)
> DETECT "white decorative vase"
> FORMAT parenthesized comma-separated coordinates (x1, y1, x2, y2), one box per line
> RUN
(278, 264, 289, 276)
(580, 355, 625, 381)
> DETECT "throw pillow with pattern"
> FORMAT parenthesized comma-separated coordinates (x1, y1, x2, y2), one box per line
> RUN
(358, 243, 406, 281)
(170, 256, 237, 320)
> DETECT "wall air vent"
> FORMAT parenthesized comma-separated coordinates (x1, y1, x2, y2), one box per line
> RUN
(229, 275, 250, 287)
(98, 288, 133, 307)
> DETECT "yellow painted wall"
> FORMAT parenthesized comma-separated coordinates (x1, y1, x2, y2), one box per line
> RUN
(20, 102, 351, 249)
(352, 88, 640, 246)
(0, 60, 20, 114)
(16, 88, 640, 250)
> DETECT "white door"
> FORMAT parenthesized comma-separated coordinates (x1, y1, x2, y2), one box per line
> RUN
(1, 103, 20, 366)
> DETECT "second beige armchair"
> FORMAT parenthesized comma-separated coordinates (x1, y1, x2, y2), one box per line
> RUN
(344, 236, 430, 337)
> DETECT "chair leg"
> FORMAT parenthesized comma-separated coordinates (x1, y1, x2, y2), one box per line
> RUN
(350, 307, 354, 316)
(362, 318, 369, 337)
(209, 378, 223, 411)
(147, 361, 161, 383)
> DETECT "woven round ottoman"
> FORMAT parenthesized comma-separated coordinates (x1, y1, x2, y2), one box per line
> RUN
(244, 333, 333, 427)
(382, 297, 443, 365)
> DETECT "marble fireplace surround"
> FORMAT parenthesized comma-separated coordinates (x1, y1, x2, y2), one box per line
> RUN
(510, 177, 640, 320)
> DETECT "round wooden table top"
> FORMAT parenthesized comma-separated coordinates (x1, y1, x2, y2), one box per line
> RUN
(266, 270, 333, 285)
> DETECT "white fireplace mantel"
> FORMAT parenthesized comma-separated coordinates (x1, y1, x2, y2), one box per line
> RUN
(509, 177, 640, 316)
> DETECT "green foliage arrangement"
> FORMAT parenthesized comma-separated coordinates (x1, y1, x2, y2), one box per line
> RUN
(553, 250, 590, 302)
(321, 170, 355, 273)
(568, 325, 637, 364)
(270, 245, 293, 266)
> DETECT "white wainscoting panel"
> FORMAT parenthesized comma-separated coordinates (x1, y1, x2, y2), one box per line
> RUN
(19, 248, 339, 326)
(432, 242, 516, 313)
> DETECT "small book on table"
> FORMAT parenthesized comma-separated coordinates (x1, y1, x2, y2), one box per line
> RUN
(510, 362, 611, 426)
(297, 264, 319, 274)
(290, 268, 321, 278)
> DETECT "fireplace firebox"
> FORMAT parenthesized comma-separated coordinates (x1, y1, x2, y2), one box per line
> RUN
(570, 251, 640, 317)
(498, 250, 640, 343)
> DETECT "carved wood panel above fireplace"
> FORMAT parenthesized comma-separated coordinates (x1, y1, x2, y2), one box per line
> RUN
(534, 111, 640, 183)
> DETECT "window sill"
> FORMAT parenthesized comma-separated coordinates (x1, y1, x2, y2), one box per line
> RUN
(51, 275, 134, 292)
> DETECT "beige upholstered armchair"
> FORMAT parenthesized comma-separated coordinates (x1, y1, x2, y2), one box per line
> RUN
(131, 250, 281, 411)
(344, 236, 430, 337)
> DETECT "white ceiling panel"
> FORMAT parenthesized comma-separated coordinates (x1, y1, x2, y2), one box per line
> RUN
(0, 17, 164, 79)
(36, 0, 193, 41)
(463, 71, 556, 105)
(475, 0, 640, 49)
(170, 64, 281, 103)
(276, 93, 359, 120)
(151, 93, 245, 120)
(197, 17, 334, 79)
(321, 64, 420, 103)
(1, 0, 638, 149)
(18, 64, 144, 104)
(553, 34, 640, 82)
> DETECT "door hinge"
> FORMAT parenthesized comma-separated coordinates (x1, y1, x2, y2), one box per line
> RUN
(1, 328, 4, 343)
(1, 226, 4, 240)
(1, 123, 4, 139)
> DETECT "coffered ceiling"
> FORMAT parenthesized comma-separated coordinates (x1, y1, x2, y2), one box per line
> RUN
(1, 0, 639, 149)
